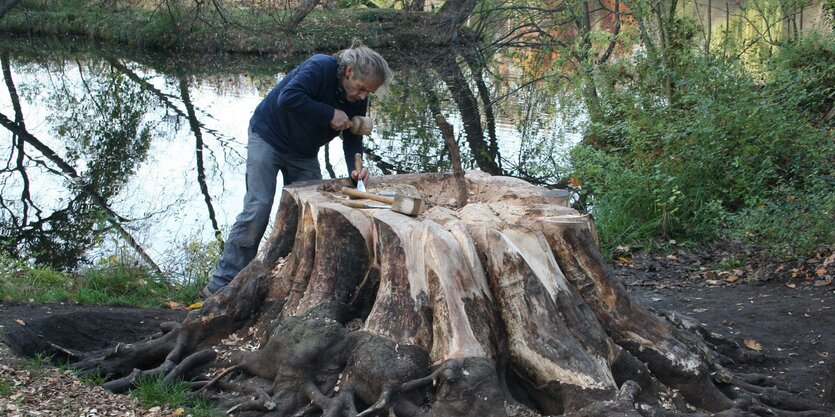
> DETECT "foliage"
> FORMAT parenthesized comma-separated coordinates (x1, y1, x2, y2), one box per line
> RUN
(765, 31, 835, 127)
(0, 252, 197, 306)
(571, 31, 834, 258)
(0, 5, 426, 53)
(161, 236, 223, 290)
(131, 374, 220, 417)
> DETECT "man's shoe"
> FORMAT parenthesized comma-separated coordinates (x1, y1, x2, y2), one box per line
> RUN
(198, 286, 213, 298)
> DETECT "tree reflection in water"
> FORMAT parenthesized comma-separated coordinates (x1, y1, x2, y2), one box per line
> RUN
(0, 41, 575, 278)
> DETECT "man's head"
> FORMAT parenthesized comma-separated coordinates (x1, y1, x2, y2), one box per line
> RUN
(335, 39, 393, 102)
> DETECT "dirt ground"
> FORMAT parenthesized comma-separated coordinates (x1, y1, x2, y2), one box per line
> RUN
(0, 243, 832, 415)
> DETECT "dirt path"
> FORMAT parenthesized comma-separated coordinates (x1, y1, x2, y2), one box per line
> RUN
(0, 246, 832, 415)
(616, 246, 835, 406)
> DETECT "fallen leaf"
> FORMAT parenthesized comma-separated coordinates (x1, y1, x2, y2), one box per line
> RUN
(815, 267, 827, 277)
(824, 252, 835, 267)
(162, 301, 184, 310)
(171, 407, 185, 416)
(725, 275, 740, 283)
(187, 301, 203, 310)
(786, 282, 797, 288)
(744, 339, 763, 351)
(704, 271, 717, 280)
(616, 256, 632, 265)
(813, 277, 832, 287)
(14, 319, 25, 326)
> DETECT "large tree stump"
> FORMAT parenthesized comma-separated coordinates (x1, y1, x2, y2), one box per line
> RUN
(71, 171, 832, 417)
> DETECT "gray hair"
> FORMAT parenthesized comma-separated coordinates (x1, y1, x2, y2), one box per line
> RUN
(335, 39, 393, 95)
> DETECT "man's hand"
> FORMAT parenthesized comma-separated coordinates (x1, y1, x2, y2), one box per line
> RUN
(330, 109, 351, 131)
(351, 167, 369, 183)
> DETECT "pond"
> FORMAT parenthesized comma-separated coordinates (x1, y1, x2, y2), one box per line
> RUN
(0, 38, 582, 279)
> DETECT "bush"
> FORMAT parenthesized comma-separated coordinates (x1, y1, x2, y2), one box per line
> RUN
(572, 34, 834, 258)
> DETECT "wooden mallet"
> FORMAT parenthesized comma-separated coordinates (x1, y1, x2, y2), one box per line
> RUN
(349, 116, 372, 136)
(341, 188, 425, 216)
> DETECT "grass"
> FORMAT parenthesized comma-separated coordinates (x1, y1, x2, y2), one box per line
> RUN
(22, 352, 55, 378)
(0, 376, 12, 397)
(0, 254, 204, 308)
(132, 374, 221, 417)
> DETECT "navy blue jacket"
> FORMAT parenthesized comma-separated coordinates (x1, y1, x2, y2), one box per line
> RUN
(249, 54, 367, 173)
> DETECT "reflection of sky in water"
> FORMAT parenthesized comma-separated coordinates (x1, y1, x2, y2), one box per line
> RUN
(0, 55, 580, 277)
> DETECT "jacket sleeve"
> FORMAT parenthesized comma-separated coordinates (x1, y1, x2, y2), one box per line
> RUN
(276, 60, 333, 126)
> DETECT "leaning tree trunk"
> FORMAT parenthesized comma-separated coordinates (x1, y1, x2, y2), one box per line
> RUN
(71, 172, 831, 417)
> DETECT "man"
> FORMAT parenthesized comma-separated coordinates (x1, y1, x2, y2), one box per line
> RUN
(200, 40, 392, 297)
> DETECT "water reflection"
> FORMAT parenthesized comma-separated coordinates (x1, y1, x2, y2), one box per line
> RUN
(0, 39, 577, 278)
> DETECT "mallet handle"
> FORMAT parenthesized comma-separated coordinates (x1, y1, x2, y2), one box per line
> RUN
(341, 188, 394, 205)
(354, 153, 363, 173)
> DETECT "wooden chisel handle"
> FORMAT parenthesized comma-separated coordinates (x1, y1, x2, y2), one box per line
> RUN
(341, 200, 368, 208)
(341, 188, 395, 204)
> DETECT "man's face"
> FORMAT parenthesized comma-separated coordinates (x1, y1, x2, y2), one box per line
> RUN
(342, 65, 380, 102)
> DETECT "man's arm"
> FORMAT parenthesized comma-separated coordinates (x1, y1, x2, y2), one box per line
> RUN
(276, 60, 333, 126)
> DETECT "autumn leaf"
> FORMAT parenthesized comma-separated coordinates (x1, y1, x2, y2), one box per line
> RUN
(786, 282, 797, 289)
(616, 256, 633, 265)
(725, 275, 740, 283)
(569, 176, 581, 187)
(813, 277, 833, 287)
(163, 301, 184, 310)
(815, 267, 827, 277)
(14, 319, 25, 326)
(187, 301, 204, 310)
(171, 407, 185, 416)
(824, 253, 835, 267)
(743, 339, 763, 351)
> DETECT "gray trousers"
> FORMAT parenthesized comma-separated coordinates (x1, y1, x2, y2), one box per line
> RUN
(206, 128, 321, 292)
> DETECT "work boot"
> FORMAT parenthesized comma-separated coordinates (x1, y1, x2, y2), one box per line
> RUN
(198, 285, 214, 299)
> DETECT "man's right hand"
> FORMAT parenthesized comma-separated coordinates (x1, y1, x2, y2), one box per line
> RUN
(330, 109, 351, 131)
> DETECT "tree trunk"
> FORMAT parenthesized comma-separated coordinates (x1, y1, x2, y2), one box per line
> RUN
(66, 172, 830, 416)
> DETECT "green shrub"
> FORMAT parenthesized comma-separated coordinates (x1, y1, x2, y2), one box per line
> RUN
(572, 33, 834, 258)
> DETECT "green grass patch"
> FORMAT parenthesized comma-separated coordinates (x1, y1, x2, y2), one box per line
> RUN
(131, 374, 220, 417)
(22, 352, 55, 378)
(0, 254, 203, 307)
(0, 376, 12, 397)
